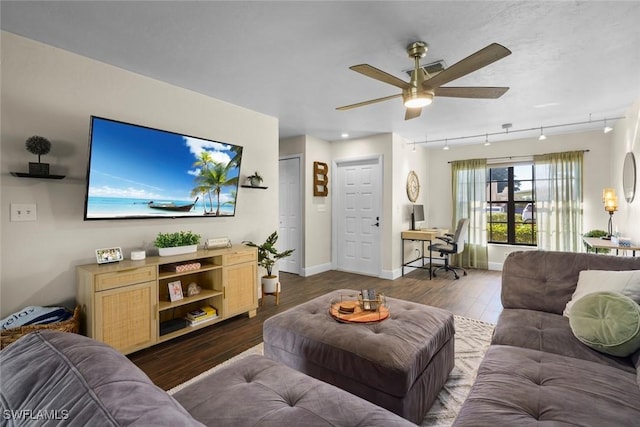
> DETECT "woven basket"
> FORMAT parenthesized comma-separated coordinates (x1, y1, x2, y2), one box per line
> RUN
(0, 306, 80, 350)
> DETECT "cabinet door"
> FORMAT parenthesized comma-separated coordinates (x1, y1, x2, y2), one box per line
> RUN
(224, 262, 257, 318)
(94, 281, 157, 354)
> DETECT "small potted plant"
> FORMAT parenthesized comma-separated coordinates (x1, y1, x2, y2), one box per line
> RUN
(243, 231, 294, 293)
(25, 135, 52, 176)
(247, 171, 263, 187)
(154, 231, 201, 256)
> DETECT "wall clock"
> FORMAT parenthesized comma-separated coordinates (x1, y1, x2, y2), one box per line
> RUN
(406, 170, 420, 202)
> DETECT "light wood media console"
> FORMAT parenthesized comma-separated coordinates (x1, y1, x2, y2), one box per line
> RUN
(77, 244, 257, 354)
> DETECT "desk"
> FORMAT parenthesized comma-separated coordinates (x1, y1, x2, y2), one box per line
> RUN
(401, 229, 446, 278)
(583, 237, 639, 256)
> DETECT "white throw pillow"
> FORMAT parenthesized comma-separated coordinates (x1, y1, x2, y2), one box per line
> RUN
(563, 270, 640, 317)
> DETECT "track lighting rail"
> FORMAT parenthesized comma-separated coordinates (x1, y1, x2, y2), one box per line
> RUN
(421, 116, 624, 145)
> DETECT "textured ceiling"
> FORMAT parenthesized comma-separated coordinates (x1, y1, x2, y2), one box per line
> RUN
(2, 1, 640, 147)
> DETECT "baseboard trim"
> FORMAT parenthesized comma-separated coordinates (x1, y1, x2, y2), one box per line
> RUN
(301, 263, 332, 277)
(380, 269, 397, 280)
(488, 261, 503, 271)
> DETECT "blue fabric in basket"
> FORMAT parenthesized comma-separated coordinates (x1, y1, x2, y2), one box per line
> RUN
(1, 306, 71, 330)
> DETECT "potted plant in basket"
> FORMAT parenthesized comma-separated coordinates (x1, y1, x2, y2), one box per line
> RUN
(154, 231, 201, 256)
(247, 171, 263, 187)
(243, 231, 294, 293)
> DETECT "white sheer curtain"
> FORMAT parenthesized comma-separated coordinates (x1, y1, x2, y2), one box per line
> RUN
(451, 158, 488, 269)
(534, 151, 584, 252)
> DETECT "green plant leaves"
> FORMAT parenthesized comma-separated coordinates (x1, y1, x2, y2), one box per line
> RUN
(154, 231, 201, 248)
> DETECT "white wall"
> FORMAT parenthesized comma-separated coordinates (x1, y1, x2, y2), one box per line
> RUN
(279, 135, 333, 276)
(304, 136, 332, 275)
(392, 136, 431, 277)
(610, 97, 640, 244)
(426, 129, 615, 268)
(1, 32, 279, 316)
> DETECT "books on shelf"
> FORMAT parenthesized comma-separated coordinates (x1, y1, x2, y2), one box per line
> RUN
(187, 315, 219, 326)
(185, 305, 218, 326)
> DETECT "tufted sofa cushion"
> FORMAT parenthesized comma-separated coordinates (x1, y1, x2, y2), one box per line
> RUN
(173, 354, 414, 426)
(501, 251, 640, 315)
(493, 308, 636, 373)
(453, 345, 640, 426)
(0, 330, 203, 426)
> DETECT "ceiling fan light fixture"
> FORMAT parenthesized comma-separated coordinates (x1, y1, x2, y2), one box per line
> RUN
(403, 92, 433, 109)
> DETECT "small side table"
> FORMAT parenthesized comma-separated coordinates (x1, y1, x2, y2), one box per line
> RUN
(261, 282, 281, 306)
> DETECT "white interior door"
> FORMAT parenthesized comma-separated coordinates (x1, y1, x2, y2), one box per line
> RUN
(278, 156, 301, 275)
(335, 158, 381, 276)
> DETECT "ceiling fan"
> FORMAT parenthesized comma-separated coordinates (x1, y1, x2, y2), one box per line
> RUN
(336, 41, 512, 120)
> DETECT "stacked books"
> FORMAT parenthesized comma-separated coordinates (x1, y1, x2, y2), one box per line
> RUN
(185, 305, 218, 326)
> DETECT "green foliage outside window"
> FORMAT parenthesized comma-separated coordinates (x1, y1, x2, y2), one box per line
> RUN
(488, 212, 536, 244)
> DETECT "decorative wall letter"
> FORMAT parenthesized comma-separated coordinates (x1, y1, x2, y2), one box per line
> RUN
(313, 161, 328, 196)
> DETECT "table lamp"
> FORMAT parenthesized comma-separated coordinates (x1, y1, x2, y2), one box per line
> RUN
(602, 188, 618, 239)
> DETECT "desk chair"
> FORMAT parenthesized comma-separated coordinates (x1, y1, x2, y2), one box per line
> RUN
(429, 218, 469, 279)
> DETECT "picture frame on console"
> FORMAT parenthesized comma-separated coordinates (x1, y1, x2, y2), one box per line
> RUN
(95, 247, 123, 264)
(168, 280, 184, 302)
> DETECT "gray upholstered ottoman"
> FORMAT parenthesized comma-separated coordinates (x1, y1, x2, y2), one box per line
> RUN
(263, 289, 455, 424)
(174, 354, 414, 426)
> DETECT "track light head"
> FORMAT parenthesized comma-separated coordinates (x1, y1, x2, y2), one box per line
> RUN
(539, 126, 546, 140)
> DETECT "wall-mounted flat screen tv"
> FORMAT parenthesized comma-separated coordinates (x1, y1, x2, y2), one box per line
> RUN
(84, 116, 243, 220)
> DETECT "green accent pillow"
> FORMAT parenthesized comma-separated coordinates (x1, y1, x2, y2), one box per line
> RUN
(569, 291, 640, 357)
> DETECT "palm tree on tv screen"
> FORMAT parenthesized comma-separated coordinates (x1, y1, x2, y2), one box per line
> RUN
(222, 190, 237, 210)
(228, 146, 243, 169)
(193, 162, 238, 216)
(193, 151, 214, 213)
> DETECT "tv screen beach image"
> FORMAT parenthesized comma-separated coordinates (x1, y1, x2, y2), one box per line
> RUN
(85, 117, 242, 219)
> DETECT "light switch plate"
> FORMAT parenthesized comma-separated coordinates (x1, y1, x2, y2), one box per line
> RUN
(10, 203, 37, 221)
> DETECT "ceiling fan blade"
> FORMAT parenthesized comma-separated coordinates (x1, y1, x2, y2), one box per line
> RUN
(404, 107, 422, 120)
(422, 43, 511, 89)
(350, 64, 412, 89)
(336, 93, 402, 111)
(434, 86, 509, 99)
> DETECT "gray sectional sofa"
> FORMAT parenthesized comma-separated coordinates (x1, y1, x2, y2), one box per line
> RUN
(454, 250, 640, 426)
(4, 250, 639, 426)
(0, 329, 412, 426)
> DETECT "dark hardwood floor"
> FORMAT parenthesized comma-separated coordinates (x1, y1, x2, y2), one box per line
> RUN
(128, 267, 502, 391)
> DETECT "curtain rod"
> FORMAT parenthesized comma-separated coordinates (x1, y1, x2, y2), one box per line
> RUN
(423, 116, 624, 145)
(447, 149, 590, 163)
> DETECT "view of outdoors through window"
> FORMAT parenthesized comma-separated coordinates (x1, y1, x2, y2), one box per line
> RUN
(487, 164, 537, 245)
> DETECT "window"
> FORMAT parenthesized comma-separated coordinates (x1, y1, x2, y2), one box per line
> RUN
(487, 164, 536, 245)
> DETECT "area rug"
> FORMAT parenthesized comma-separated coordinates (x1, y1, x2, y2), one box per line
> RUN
(168, 315, 494, 426)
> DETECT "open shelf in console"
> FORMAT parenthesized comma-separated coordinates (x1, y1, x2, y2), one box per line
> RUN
(158, 262, 222, 280)
(158, 289, 223, 311)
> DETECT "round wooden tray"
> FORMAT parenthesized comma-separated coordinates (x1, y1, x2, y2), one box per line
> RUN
(329, 300, 390, 323)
